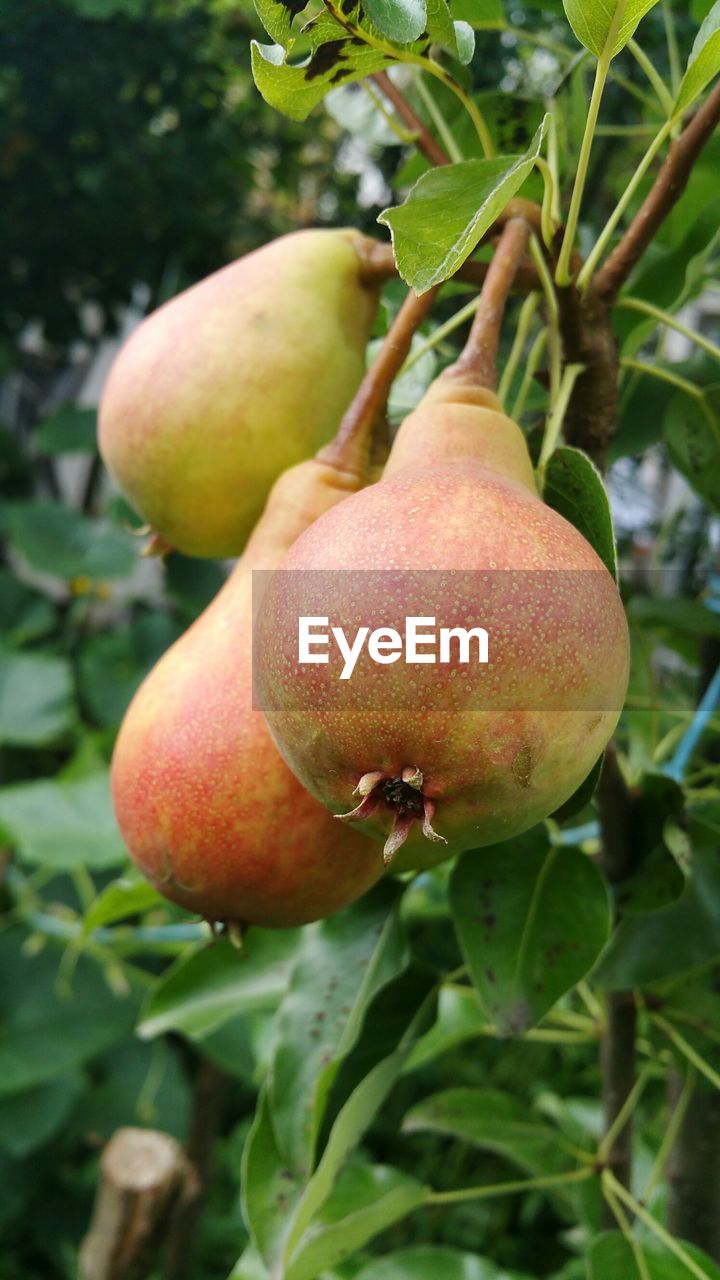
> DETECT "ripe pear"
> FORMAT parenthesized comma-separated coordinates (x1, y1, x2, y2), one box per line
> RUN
(98, 229, 380, 558)
(255, 377, 630, 871)
(111, 456, 385, 929)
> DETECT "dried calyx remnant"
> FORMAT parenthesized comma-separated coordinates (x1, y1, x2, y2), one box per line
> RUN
(337, 767, 447, 865)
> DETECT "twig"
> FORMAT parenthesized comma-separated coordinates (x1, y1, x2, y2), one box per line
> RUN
(443, 217, 532, 391)
(596, 744, 639, 1218)
(318, 285, 440, 475)
(79, 1128, 194, 1280)
(596, 81, 720, 299)
(372, 71, 449, 166)
(163, 1059, 229, 1280)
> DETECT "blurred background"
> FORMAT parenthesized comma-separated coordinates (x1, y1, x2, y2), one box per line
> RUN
(1, 2, 719, 1277)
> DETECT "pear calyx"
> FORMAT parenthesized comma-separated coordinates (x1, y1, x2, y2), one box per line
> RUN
(336, 767, 448, 865)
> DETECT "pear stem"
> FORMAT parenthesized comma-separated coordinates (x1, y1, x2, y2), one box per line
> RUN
(443, 217, 531, 392)
(317, 286, 440, 478)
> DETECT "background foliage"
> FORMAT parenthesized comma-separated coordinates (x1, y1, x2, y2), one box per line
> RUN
(1, 1, 720, 1277)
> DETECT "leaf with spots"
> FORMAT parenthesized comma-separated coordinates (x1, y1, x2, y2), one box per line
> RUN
(544, 446, 618, 581)
(268, 881, 406, 1177)
(251, 4, 431, 122)
(449, 829, 611, 1033)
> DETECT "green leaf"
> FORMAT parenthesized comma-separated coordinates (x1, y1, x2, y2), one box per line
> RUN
(363, 0, 427, 43)
(83, 876, 166, 933)
(268, 883, 403, 1175)
(0, 772, 126, 870)
(450, 0, 505, 28)
(449, 830, 611, 1033)
(77, 611, 181, 727)
(403, 1087, 581, 1183)
(562, 0, 662, 59)
(629, 595, 720, 640)
(378, 119, 548, 292)
(0, 572, 56, 647)
(139, 930, 302, 1039)
(405, 984, 490, 1072)
(254, 0, 310, 47)
(675, 1, 720, 113)
(243, 1086, 302, 1268)
(0, 646, 75, 746)
(286, 1162, 427, 1280)
(284, 1017, 433, 1271)
(590, 1231, 720, 1279)
(354, 1247, 532, 1280)
(35, 405, 97, 455)
(0, 1075, 83, 1157)
(6, 501, 136, 581)
(251, 24, 391, 123)
(664, 386, 720, 512)
(0, 927, 137, 1096)
(595, 840, 720, 988)
(544, 447, 618, 581)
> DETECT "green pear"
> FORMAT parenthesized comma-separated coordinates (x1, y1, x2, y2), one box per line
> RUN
(98, 229, 380, 557)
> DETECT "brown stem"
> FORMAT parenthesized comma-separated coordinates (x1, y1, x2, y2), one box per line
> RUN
(444, 216, 531, 391)
(162, 1059, 229, 1280)
(597, 743, 639, 1217)
(668, 1084, 720, 1260)
(357, 239, 539, 293)
(558, 279, 619, 467)
(596, 81, 720, 300)
(317, 284, 440, 475)
(372, 71, 450, 166)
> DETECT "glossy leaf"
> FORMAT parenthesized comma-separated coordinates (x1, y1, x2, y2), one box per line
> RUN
(0, 646, 75, 746)
(242, 1087, 301, 1269)
(450, 830, 611, 1033)
(589, 1231, 720, 1279)
(6, 501, 136, 581)
(451, 0, 505, 29)
(251, 15, 394, 122)
(378, 119, 548, 292)
(403, 1087, 581, 1180)
(34, 405, 96, 455)
(83, 876, 166, 934)
(268, 883, 403, 1174)
(0, 772, 126, 870)
(405, 983, 490, 1072)
(676, 2, 720, 113)
(664, 387, 720, 512)
(139, 930, 302, 1039)
(354, 1247, 532, 1280)
(286, 1162, 427, 1280)
(562, 0, 662, 58)
(544, 447, 618, 580)
(363, 0, 427, 43)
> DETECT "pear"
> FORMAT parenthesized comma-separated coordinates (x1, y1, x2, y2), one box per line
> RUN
(255, 377, 630, 870)
(99, 229, 380, 558)
(111, 459, 385, 929)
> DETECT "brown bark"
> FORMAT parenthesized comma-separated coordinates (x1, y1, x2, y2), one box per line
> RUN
(79, 1128, 194, 1280)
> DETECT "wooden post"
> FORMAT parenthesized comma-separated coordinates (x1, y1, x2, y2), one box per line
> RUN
(79, 1128, 195, 1280)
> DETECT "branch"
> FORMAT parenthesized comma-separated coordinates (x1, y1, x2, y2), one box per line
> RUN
(372, 71, 449, 166)
(357, 239, 539, 293)
(445, 216, 532, 391)
(596, 744, 640, 1214)
(162, 1059, 229, 1280)
(317, 284, 440, 475)
(596, 81, 720, 299)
